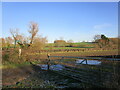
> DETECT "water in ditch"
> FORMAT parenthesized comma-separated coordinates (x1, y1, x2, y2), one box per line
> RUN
(38, 59, 101, 71)
(76, 59, 101, 65)
(37, 64, 64, 71)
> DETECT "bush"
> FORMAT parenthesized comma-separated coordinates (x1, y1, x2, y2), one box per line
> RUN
(3, 54, 9, 62)
(54, 40, 66, 47)
(2, 49, 27, 65)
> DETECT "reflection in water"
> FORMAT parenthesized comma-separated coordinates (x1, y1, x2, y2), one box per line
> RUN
(76, 59, 101, 65)
(38, 64, 64, 71)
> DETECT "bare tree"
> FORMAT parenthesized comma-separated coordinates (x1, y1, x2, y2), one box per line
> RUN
(67, 39, 74, 43)
(94, 34, 109, 48)
(31, 35, 48, 50)
(5, 37, 13, 44)
(94, 35, 101, 42)
(16, 35, 25, 43)
(10, 28, 19, 48)
(28, 22, 39, 44)
(5, 37, 14, 48)
(10, 28, 19, 40)
(1, 38, 6, 48)
(10, 29, 26, 48)
(67, 39, 74, 47)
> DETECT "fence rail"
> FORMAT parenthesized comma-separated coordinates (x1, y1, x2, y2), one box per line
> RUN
(49, 56, 120, 61)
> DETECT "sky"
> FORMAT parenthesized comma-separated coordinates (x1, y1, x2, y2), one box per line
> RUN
(2, 2, 118, 43)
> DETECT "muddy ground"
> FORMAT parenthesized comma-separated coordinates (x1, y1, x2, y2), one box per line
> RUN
(2, 64, 89, 89)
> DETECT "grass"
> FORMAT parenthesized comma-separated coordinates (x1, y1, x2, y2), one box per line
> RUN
(72, 42, 93, 45)
(31, 49, 118, 55)
(45, 42, 94, 49)
(44, 46, 94, 50)
(2, 48, 119, 88)
(1, 60, 41, 69)
(2, 48, 118, 69)
(43, 42, 95, 50)
(44, 47, 82, 50)
(1, 61, 30, 69)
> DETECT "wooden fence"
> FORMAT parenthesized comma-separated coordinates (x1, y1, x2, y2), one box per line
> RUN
(46, 55, 119, 87)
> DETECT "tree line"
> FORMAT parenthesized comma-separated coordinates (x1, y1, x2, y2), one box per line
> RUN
(1, 22, 48, 50)
(0, 21, 119, 50)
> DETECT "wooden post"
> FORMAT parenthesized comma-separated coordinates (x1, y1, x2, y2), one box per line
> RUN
(61, 57, 64, 60)
(85, 59, 87, 64)
(47, 60, 50, 70)
(47, 54, 50, 70)
(60, 57, 64, 64)
(19, 48, 22, 57)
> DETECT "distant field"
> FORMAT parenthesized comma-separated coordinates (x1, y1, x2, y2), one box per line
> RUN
(46, 42, 93, 46)
(44, 42, 94, 50)
(72, 42, 93, 45)
(44, 46, 94, 50)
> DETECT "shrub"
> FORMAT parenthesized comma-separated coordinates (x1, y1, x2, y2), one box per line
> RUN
(3, 54, 9, 62)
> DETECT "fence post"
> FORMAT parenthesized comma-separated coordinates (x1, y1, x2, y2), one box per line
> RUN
(85, 59, 87, 64)
(19, 48, 22, 58)
(47, 54, 50, 70)
(61, 57, 64, 60)
(60, 57, 64, 64)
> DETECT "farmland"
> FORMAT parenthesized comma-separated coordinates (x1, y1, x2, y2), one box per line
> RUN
(1, 14, 119, 89)
(1, 2, 119, 89)
(2, 46, 120, 88)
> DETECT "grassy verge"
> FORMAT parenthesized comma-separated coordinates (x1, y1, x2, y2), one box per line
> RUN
(1, 60, 41, 69)
(1, 62, 30, 69)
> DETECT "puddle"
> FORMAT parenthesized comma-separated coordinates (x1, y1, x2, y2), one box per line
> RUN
(38, 64, 64, 71)
(76, 59, 101, 65)
(38, 64, 48, 70)
(50, 64, 64, 71)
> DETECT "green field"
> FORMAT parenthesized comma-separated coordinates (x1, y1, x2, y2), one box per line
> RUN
(44, 46, 94, 50)
(44, 42, 94, 50)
